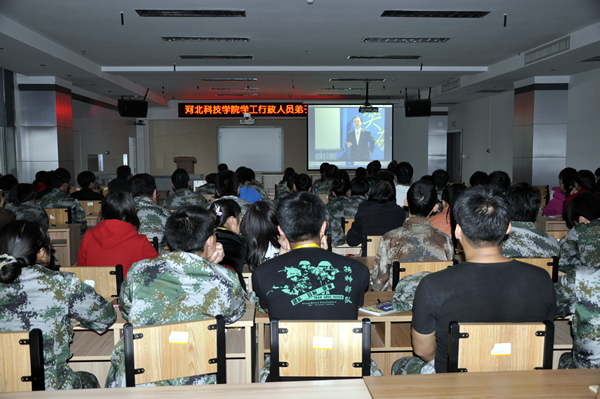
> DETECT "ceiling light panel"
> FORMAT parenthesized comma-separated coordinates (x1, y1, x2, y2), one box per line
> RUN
(179, 55, 254, 60)
(348, 55, 420, 60)
(210, 87, 259, 91)
(329, 78, 386, 82)
(362, 37, 449, 44)
(201, 78, 258, 82)
(381, 10, 489, 18)
(136, 9, 246, 17)
(317, 94, 362, 97)
(214, 93, 258, 97)
(321, 87, 365, 91)
(162, 37, 250, 42)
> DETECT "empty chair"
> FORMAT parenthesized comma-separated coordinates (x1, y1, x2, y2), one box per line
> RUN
(0, 329, 45, 393)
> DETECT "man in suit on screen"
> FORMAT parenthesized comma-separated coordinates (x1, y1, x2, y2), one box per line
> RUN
(345, 115, 375, 161)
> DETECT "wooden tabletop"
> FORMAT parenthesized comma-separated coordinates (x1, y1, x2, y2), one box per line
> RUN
(364, 369, 600, 398)
(1, 378, 371, 399)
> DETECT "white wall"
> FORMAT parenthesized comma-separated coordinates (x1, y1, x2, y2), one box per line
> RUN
(448, 92, 515, 183)
(393, 106, 430, 180)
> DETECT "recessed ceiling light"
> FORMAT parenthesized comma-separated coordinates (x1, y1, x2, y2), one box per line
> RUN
(201, 78, 258, 82)
(348, 55, 420, 60)
(362, 37, 449, 44)
(381, 10, 489, 18)
(179, 55, 254, 60)
(329, 78, 386, 82)
(162, 37, 250, 42)
(40, 64, 46, 66)
(136, 9, 246, 17)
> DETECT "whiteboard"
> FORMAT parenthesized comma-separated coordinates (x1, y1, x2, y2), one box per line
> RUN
(218, 126, 283, 173)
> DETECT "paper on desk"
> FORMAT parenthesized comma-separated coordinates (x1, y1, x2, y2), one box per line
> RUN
(590, 385, 599, 393)
(169, 331, 189, 344)
(491, 343, 511, 356)
(313, 336, 333, 350)
(83, 279, 95, 288)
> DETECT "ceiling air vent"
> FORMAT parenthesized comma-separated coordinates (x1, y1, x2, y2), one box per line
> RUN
(524, 37, 570, 65)
(136, 9, 246, 17)
(329, 78, 386, 82)
(348, 55, 420, 60)
(362, 37, 449, 43)
(441, 79, 460, 93)
(179, 55, 254, 60)
(162, 37, 249, 42)
(580, 56, 600, 62)
(381, 10, 489, 18)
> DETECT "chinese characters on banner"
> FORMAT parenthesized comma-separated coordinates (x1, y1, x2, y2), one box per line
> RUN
(178, 103, 307, 117)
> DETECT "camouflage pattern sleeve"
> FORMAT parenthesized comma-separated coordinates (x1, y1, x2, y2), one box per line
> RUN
(559, 227, 583, 273)
(325, 198, 345, 246)
(555, 270, 576, 317)
(66, 273, 117, 332)
(248, 183, 272, 202)
(502, 222, 560, 258)
(392, 271, 431, 311)
(372, 234, 392, 291)
(70, 200, 88, 234)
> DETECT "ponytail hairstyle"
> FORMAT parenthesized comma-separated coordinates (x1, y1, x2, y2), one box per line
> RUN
(209, 199, 241, 228)
(0, 221, 52, 284)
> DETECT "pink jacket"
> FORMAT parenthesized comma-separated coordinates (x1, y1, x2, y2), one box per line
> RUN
(542, 186, 566, 216)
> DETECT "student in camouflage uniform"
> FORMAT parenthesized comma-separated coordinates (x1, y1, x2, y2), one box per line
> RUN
(209, 169, 251, 216)
(6, 183, 49, 231)
(312, 162, 329, 188)
(195, 173, 217, 198)
(39, 168, 87, 234)
(130, 174, 171, 250)
(163, 168, 208, 211)
(559, 192, 600, 273)
(372, 180, 453, 291)
(312, 164, 338, 196)
(274, 167, 295, 206)
(502, 183, 560, 258)
(0, 221, 116, 390)
(105, 205, 246, 388)
(325, 177, 365, 246)
(244, 167, 272, 202)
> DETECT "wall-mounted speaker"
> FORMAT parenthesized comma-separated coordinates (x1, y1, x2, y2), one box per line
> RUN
(404, 99, 431, 118)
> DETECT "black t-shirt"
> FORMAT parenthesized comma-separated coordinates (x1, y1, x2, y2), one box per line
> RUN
(70, 187, 104, 201)
(253, 247, 370, 320)
(412, 260, 557, 373)
(215, 229, 247, 290)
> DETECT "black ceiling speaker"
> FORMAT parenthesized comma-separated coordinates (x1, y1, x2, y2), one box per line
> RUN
(404, 99, 431, 118)
(118, 99, 148, 118)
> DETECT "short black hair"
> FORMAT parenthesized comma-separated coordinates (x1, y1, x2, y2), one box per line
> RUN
(217, 163, 229, 172)
(387, 160, 398, 173)
(165, 205, 214, 253)
(368, 178, 396, 203)
(216, 169, 239, 197)
(236, 166, 249, 183)
(324, 164, 339, 180)
(286, 173, 298, 191)
(116, 165, 131, 179)
(453, 185, 510, 248)
(355, 167, 367, 178)
(282, 167, 296, 183)
(205, 173, 217, 185)
(350, 177, 369, 196)
(331, 177, 351, 197)
(432, 169, 450, 190)
(101, 192, 140, 230)
(469, 171, 488, 188)
(0, 174, 19, 192)
(77, 171, 96, 188)
(294, 174, 312, 192)
(51, 168, 71, 188)
(565, 191, 600, 228)
(171, 168, 190, 190)
(559, 167, 577, 182)
(407, 180, 437, 217)
(319, 162, 330, 175)
(595, 168, 600, 179)
(485, 171, 511, 193)
(7, 184, 36, 205)
(245, 167, 256, 183)
(505, 182, 541, 222)
(575, 169, 595, 190)
(209, 199, 241, 228)
(277, 191, 326, 243)
(395, 162, 413, 185)
(130, 173, 156, 197)
(367, 160, 381, 177)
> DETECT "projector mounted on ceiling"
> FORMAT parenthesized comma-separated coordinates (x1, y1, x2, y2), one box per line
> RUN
(359, 80, 378, 113)
(240, 112, 256, 125)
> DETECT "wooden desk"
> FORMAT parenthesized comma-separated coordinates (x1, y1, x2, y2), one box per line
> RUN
(70, 302, 255, 384)
(364, 369, 600, 398)
(537, 216, 569, 240)
(1, 378, 371, 399)
(85, 213, 100, 228)
(48, 224, 81, 266)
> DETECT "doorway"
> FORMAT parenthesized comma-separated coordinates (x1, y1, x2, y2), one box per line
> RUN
(446, 130, 462, 184)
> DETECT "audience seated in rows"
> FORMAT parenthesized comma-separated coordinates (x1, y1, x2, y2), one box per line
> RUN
(5, 183, 49, 231)
(130, 173, 171, 250)
(429, 183, 466, 243)
(274, 167, 295, 205)
(244, 167, 271, 202)
(469, 170, 488, 188)
(163, 168, 208, 211)
(70, 171, 104, 201)
(394, 162, 413, 208)
(372, 180, 453, 291)
(236, 166, 262, 204)
(562, 169, 599, 220)
(77, 192, 158, 276)
(107, 165, 131, 194)
(313, 164, 338, 196)
(211, 169, 251, 216)
(196, 173, 217, 196)
(39, 168, 88, 234)
(240, 201, 281, 272)
(105, 205, 245, 388)
(325, 177, 367, 246)
(485, 170, 511, 193)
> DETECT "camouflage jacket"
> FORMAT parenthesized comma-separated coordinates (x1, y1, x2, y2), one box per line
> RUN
(134, 196, 171, 250)
(163, 188, 208, 211)
(105, 251, 246, 388)
(6, 200, 50, 231)
(38, 188, 87, 234)
(274, 182, 289, 206)
(209, 195, 251, 217)
(392, 271, 431, 312)
(559, 220, 600, 273)
(247, 182, 272, 202)
(0, 264, 116, 390)
(502, 221, 560, 258)
(556, 266, 600, 368)
(195, 183, 216, 197)
(326, 195, 365, 246)
(313, 180, 333, 196)
(372, 217, 453, 291)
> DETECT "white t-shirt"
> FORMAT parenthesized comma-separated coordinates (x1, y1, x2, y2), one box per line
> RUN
(396, 184, 410, 207)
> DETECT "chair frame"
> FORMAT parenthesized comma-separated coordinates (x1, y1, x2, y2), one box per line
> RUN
(60, 264, 123, 299)
(391, 259, 458, 290)
(0, 328, 45, 392)
(45, 207, 72, 225)
(269, 318, 371, 381)
(447, 320, 554, 373)
(123, 316, 226, 387)
(514, 256, 559, 283)
(361, 235, 381, 257)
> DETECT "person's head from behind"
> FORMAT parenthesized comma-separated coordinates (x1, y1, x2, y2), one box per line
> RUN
(324, 164, 338, 181)
(485, 170, 511, 193)
(432, 169, 450, 191)
(165, 206, 215, 255)
(367, 160, 381, 177)
(51, 168, 71, 190)
(7, 184, 36, 205)
(387, 160, 398, 173)
(293, 174, 312, 192)
(244, 168, 256, 184)
(217, 163, 229, 172)
(469, 171, 488, 188)
(286, 173, 298, 192)
(368, 178, 396, 204)
(350, 177, 369, 197)
(277, 191, 326, 244)
(205, 173, 217, 185)
(395, 162, 413, 185)
(101, 192, 140, 230)
(209, 199, 242, 234)
(282, 167, 296, 183)
(564, 191, 600, 228)
(240, 201, 280, 271)
(355, 167, 367, 178)
(560, 167, 577, 194)
(130, 173, 157, 199)
(406, 180, 438, 217)
(77, 171, 97, 189)
(331, 177, 351, 198)
(236, 166, 249, 184)
(595, 168, 600, 182)
(0, 221, 52, 284)
(505, 183, 541, 223)
(575, 169, 595, 190)
(116, 165, 131, 180)
(171, 168, 190, 190)
(0, 175, 18, 196)
(319, 162, 330, 179)
(215, 170, 239, 197)
(453, 185, 510, 249)
(442, 184, 466, 209)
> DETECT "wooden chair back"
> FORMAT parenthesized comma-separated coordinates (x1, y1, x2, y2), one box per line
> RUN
(202, 194, 214, 201)
(270, 319, 371, 381)
(318, 193, 329, 204)
(69, 186, 81, 195)
(0, 329, 45, 392)
(448, 321, 554, 372)
(514, 257, 559, 282)
(98, 186, 109, 195)
(547, 230, 568, 240)
(44, 208, 71, 224)
(341, 217, 354, 236)
(391, 260, 456, 290)
(78, 200, 102, 214)
(361, 235, 381, 257)
(123, 317, 226, 386)
(60, 265, 123, 300)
